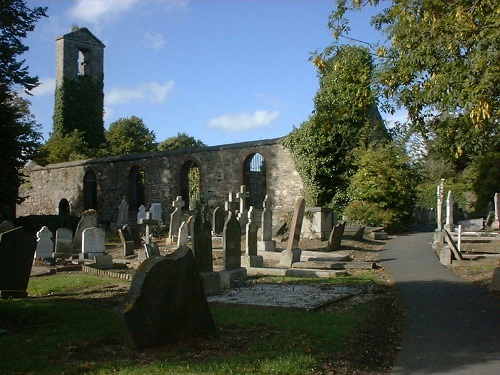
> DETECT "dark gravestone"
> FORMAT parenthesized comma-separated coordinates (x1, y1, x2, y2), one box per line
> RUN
(115, 246, 215, 349)
(0, 227, 37, 298)
(326, 222, 346, 251)
(192, 207, 213, 272)
(223, 211, 241, 270)
(118, 228, 135, 256)
(212, 206, 225, 235)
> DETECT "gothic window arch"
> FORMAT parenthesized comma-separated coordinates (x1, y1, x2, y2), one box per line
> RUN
(180, 161, 200, 210)
(128, 166, 145, 211)
(243, 153, 266, 209)
(83, 171, 97, 210)
(58, 198, 70, 215)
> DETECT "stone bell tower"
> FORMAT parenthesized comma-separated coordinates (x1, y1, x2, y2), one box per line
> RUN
(53, 27, 106, 147)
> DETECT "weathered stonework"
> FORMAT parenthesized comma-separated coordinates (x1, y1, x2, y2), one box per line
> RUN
(17, 138, 303, 225)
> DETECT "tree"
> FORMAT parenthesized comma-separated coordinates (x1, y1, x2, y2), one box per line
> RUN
(157, 132, 206, 151)
(35, 129, 92, 165)
(0, 0, 46, 217)
(105, 116, 156, 155)
(283, 45, 386, 208)
(330, 0, 499, 146)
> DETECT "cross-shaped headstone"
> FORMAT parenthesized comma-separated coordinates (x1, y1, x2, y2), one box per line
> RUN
(142, 213, 160, 244)
(236, 185, 250, 214)
(225, 191, 238, 213)
(172, 196, 185, 211)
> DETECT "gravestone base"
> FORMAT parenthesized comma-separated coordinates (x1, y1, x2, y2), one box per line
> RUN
(241, 255, 263, 268)
(219, 268, 247, 289)
(81, 252, 105, 260)
(490, 267, 500, 292)
(280, 248, 302, 267)
(200, 271, 221, 296)
(440, 246, 452, 265)
(370, 231, 388, 240)
(257, 240, 276, 252)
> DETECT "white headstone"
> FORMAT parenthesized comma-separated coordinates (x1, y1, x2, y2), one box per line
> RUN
(137, 205, 147, 224)
(177, 221, 188, 247)
(35, 226, 53, 258)
(73, 211, 98, 250)
(445, 190, 454, 231)
(169, 196, 185, 240)
(150, 203, 163, 224)
(117, 197, 129, 226)
(55, 227, 73, 254)
(236, 185, 250, 233)
(82, 227, 105, 255)
(493, 192, 500, 229)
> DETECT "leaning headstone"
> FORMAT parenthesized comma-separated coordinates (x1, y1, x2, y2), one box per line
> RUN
(326, 222, 346, 251)
(73, 210, 98, 250)
(115, 246, 216, 349)
(0, 227, 37, 298)
(236, 185, 250, 233)
(169, 196, 185, 241)
(34, 226, 54, 259)
(118, 228, 135, 256)
(281, 197, 306, 267)
(212, 206, 225, 235)
(54, 228, 73, 255)
(257, 195, 276, 252)
(493, 193, 500, 230)
(150, 203, 163, 225)
(242, 207, 263, 267)
(192, 203, 213, 272)
(136, 205, 147, 224)
(117, 197, 129, 226)
(82, 227, 105, 259)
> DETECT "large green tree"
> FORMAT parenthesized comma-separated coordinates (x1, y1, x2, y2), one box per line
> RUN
(0, 0, 46, 217)
(283, 45, 386, 208)
(157, 132, 206, 151)
(105, 116, 156, 155)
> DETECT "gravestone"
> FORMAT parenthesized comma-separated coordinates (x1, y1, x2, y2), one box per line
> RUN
(115, 246, 216, 349)
(242, 207, 263, 267)
(54, 228, 73, 255)
(150, 203, 163, 225)
(144, 242, 161, 258)
(122, 224, 142, 248)
(212, 206, 225, 235)
(136, 205, 147, 224)
(73, 210, 98, 250)
(223, 211, 241, 270)
(34, 226, 54, 259)
(177, 221, 188, 247)
(117, 197, 129, 226)
(493, 193, 500, 230)
(169, 196, 185, 241)
(281, 197, 305, 267)
(118, 228, 135, 256)
(445, 190, 454, 232)
(257, 195, 276, 252)
(0, 220, 15, 234)
(191, 203, 213, 272)
(224, 191, 238, 214)
(142, 214, 160, 244)
(326, 222, 346, 251)
(94, 254, 113, 269)
(82, 227, 105, 259)
(236, 185, 250, 233)
(0, 227, 37, 298)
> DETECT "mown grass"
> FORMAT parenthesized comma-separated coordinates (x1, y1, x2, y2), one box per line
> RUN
(0, 273, 375, 374)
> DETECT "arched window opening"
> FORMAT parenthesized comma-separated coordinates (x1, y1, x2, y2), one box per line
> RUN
(180, 161, 200, 210)
(243, 153, 266, 209)
(58, 198, 70, 215)
(128, 166, 145, 211)
(83, 171, 97, 210)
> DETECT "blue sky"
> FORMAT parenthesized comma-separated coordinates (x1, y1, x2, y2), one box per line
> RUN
(23, 0, 404, 146)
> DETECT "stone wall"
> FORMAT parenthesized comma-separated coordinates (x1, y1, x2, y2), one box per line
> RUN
(17, 138, 303, 224)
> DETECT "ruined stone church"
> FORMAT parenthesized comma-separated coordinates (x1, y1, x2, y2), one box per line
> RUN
(17, 28, 304, 224)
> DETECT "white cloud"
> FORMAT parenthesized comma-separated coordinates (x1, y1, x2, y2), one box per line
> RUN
(31, 77, 56, 97)
(207, 110, 280, 133)
(144, 32, 166, 50)
(69, 0, 138, 23)
(105, 80, 175, 105)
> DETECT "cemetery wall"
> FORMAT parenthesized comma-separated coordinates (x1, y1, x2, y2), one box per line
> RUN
(17, 138, 303, 224)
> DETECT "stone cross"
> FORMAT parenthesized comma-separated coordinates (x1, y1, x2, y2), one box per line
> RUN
(169, 196, 185, 241)
(142, 213, 160, 244)
(117, 197, 129, 226)
(257, 195, 276, 252)
(35, 226, 53, 259)
(237, 185, 250, 233)
(224, 192, 238, 213)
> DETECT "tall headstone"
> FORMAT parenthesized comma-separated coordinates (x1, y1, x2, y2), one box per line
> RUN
(281, 197, 305, 267)
(212, 206, 225, 235)
(493, 192, 500, 230)
(445, 190, 454, 232)
(177, 221, 188, 247)
(169, 196, 185, 241)
(136, 205, 147, 224)
(0, 227, 37, 298)
(117, 197, 129, 226)
(257, 195, 276, 252)
(222, 211, 241, 270)
(82, 227, 105, 259)
(236, 185, 250, 233)
(115, 246, 216, 349)
(224, 191, 238, 214)
(150, 203, 163, 225)
(73, 210, 97, 250)
(242, 207, 263, 267)
(34, 226, 53, 259)
(191, 203, 213, 272)
(54, 228, 73, 255)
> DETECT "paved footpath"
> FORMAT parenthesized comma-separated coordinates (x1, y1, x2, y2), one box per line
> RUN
(381, 231, 500, 374)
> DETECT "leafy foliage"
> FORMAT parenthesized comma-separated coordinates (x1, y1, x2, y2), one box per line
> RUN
(283, 45, 385, 208)
(105, 116, 156, 155)
(157, 132, 206, 151)
(345, 142, 419, 230)
(0, 0, 46, 215)
(35, 129, 94, 164)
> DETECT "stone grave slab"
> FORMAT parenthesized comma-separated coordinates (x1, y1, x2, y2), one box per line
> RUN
(115, 245, 215, 349)
(82, 227, 105, 259)
(54, 228, 73, 255)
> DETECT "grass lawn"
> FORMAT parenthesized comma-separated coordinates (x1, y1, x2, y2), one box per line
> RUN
(0, 273, 386, 374)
